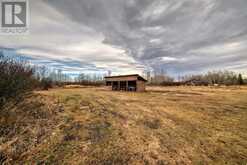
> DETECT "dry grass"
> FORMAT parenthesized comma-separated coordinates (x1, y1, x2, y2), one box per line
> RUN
(1, 86, 247, 164)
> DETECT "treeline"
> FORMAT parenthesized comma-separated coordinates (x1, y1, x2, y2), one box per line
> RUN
(1, 52, 246, 108)
(0, 54, 106, 108)
(74, 73, 105, 86)
(180, 71, 245, 86)
(145, 70, 246, 86)
(35, 67, 105, 86)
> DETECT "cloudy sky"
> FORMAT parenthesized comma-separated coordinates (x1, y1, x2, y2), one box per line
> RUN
(1, 0, 247, 77)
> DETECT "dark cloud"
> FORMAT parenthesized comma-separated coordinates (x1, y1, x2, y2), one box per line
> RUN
(43, 0, 247, 75)
(1, 0, 247, 76)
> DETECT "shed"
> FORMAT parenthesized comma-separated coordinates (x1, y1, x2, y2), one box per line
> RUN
(105, 74, 147, 92)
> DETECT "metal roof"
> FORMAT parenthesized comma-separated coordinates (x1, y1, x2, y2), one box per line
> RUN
(105, 74, 147, 82)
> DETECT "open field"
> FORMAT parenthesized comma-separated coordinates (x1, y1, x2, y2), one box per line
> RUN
(1, 86, 247, 164)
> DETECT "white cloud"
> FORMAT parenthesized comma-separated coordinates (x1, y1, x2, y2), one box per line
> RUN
(0, 0, 143, 74)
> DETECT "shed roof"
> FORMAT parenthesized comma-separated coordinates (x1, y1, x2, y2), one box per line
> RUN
(105, 74, 147, 82)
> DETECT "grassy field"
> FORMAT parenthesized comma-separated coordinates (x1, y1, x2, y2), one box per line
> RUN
(1, 86, 247, 164)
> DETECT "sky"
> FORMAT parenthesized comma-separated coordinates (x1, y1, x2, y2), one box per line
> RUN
(1, 0, 247, 77)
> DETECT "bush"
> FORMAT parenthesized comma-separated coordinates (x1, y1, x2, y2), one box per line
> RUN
(0, 55, 37, 107)
(40, 78, 53, 90)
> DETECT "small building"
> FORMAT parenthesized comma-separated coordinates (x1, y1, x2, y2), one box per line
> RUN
(105, 74, 147, 92)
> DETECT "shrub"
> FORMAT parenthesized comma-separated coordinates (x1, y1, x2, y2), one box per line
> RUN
(0, 55, 37, 107)
(40, 78, 53, 90)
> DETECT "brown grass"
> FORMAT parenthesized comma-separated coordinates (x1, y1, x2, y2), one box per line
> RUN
(1, 86, 247, 164)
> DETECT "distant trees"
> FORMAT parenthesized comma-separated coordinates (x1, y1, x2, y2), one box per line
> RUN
(34, 67, 74, 88)
(75, 73, 104, 86)
(144, 69, 245, 86)
(47, 69, 72, 83)
(205, 71, 238, 85)
(143, 69, 174, 85)
(151, 74, 174, 84)
(178, 71, 246, 86)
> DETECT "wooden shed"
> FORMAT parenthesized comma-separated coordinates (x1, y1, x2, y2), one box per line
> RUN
(105, 74, 147, 92)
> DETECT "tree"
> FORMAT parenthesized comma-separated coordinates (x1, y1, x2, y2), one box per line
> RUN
(238, 74, 244, 85)
(40, 77, 53, 90)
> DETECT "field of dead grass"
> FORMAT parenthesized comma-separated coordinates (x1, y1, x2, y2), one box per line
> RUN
(1, 86, 247, 164)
